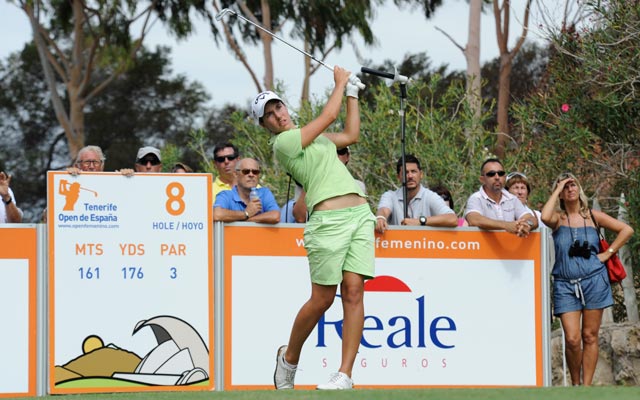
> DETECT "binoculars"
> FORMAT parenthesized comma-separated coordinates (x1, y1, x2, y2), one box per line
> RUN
(568, 240, 591, 259)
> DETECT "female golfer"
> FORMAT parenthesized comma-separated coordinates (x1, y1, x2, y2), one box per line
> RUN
(252, 66, 374, 390)
(541, 172, 633, 385)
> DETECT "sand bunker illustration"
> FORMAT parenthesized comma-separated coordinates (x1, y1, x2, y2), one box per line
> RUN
(55, 315, 209, 387)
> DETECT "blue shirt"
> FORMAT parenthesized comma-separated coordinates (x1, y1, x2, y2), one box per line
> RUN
(214, 186, 279, 213)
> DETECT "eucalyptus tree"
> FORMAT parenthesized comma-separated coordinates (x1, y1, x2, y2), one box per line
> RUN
(10, 0, 211, 161)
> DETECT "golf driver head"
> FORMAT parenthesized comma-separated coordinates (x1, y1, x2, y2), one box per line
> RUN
(215, 8, 236, 21)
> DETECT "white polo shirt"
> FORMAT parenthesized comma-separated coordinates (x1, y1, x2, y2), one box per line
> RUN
(464, 186, 532, 221)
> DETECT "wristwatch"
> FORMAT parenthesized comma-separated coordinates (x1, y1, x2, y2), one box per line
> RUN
(607, 248, 615, 254)
(244, 210, 250, 220)
(526, 220, 534, 228)
(2, 196, 11, 205)
(419, 216, 427, 226)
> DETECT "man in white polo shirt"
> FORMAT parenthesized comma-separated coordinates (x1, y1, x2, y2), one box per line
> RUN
(464, 158, 537, 237)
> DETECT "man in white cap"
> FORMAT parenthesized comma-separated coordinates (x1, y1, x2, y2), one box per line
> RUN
(135, 146, 163, 173)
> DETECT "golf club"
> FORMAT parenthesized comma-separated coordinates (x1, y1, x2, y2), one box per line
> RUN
(215, 8, 365, 90)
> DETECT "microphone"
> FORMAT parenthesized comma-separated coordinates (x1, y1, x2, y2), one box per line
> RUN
(360, 66, 411, 84)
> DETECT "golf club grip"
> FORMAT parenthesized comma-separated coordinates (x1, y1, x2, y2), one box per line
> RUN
(360, 67, 395, 80)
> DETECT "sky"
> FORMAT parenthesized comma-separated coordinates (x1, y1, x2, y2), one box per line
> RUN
(0, 1, 558, 111)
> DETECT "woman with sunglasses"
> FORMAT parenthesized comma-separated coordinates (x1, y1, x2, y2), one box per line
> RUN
(252, 67, 373, 390)
(541, 172, 633, 386)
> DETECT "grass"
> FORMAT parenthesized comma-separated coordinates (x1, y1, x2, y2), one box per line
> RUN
(7, 387, 640, 400)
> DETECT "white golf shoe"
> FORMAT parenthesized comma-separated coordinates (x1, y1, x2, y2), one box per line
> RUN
(316, 371, 353, 390)
(273, 345, 296, 389)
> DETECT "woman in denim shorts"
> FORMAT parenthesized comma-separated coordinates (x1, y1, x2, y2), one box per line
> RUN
(541, 172, 633, 386)
(252, 67, 375, 390)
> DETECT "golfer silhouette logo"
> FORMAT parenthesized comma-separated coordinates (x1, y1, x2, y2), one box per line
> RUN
(59, 179, 98, 211)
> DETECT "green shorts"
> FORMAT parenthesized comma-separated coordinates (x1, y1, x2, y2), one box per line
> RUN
(303, 203, 376, 285)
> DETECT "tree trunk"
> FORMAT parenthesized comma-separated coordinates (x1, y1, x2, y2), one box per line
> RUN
(260, 0, 274, 90)
(495, 53, 512, 159)
(301, 39, 311, 103)
(25, 2, 78, 163)
(617, 193, 639, 322)
(466, 0, 482, 141)
(492, 0, 532, 160)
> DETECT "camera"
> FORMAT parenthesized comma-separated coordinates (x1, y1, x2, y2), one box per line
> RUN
(568, 240, 591, 259)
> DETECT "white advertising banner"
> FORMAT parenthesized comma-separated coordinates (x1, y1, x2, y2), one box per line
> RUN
(47, 172, 213, 394)
(223, 226, 543, 389)
(0, 227, 37, 398)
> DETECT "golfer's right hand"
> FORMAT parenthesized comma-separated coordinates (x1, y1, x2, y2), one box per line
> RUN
(333, 66, 351, 87)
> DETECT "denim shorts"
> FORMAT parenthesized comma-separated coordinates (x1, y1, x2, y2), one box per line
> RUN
(303, 203, 375, 285)
(553, 267, 613, 315)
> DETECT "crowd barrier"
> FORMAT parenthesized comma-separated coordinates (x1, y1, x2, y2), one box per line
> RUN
(0, 173, 551, 397)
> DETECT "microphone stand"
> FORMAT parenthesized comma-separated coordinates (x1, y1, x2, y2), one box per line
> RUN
(361, 67, 411, 220)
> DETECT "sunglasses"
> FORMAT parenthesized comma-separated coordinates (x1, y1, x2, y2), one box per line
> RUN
(214, 154, 238, 163)
(137, 158, 161, 166)
(336, 148, 349, 156)
(485, 170, 506, 177)
(238, 169, 260, 175)
(506, 171, 527, 181)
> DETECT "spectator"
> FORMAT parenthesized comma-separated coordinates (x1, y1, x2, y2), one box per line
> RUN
(541, 172, 633, 386)
(0, 171, 23, 223)
(212, 142, 240, 204)
(172, 162, 193, 173)
(213, 158, 280, 224)
(336, 146, 366, 194)
(67, 145, 106, 174)
(464, 158, 537, 236)
(134, 146, 162, 173)
(375, 154, 457, 233)
(431, 184, 466, 227)
(280, 182, 303, 223)
(506, 171, 543, 227)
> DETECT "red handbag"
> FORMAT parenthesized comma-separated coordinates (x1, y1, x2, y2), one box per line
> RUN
(590, 211, 627, 283)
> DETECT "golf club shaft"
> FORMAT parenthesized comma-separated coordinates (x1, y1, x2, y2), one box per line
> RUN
(216, 8, 364, 89)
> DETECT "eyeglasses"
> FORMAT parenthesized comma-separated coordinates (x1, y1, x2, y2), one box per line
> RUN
(214, 154, 238, 163)
(485, 170, 506, 177)
(506, 172, 527, 181)
(137, 158, 161, 166)
(336, 148, 349, 156)
(76, 160, 103, 167)
(238, 169, 260, 175)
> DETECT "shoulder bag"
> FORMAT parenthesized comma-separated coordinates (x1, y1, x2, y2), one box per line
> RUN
(590, 210, 627, 283)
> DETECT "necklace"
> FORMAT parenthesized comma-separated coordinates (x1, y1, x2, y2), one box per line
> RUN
(566, 213, 588, 243)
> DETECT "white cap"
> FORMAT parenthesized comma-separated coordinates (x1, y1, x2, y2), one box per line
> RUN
(251, 91, 283, 125)
(136, 146, 162, 162)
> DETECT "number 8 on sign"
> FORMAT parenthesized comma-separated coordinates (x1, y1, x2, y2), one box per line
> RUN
(166, 182, 185, 216)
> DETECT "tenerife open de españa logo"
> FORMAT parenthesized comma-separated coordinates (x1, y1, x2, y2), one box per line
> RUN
(59, 179, 98, 211)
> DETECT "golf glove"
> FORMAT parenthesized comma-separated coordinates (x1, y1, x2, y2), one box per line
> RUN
(346, 82, 361, 99)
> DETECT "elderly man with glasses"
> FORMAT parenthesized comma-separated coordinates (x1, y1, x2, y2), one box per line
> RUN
(464, 158, 537, 237)
(213, 158, 280, 224)
(66, 145, 106, 175)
